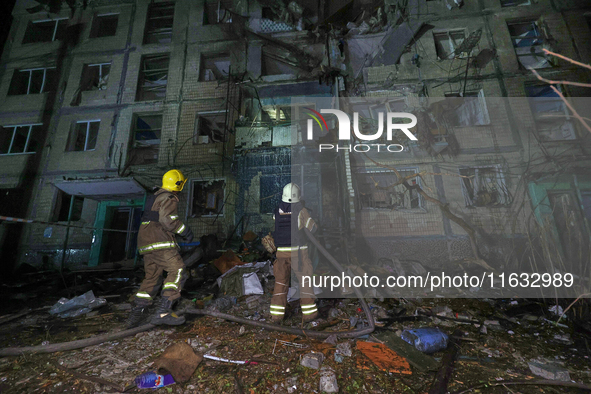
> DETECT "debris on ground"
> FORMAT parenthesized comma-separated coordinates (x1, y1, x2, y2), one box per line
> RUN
(48, 290, 106, 318)
(356, 341, 412, 374)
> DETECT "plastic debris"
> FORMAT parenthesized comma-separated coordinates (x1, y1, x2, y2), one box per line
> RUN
(401, 328, 449, 354)
(243, 272, 264, 295)
(300, 352, 324, 369)
(48, 290, 106, 318)
(356, 341, 412, 374)
(319, 366, 339, 393)
(135, 371, 175, 389)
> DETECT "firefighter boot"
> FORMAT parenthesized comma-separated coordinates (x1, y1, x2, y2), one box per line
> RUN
(150, 298, 186, 326)
(125, 303, 149, 329)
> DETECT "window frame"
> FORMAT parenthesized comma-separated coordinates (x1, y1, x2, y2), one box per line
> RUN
(203, 0, 233, 25)
(136, 53, 170, 101)
(199, 53, 231, 82)
(53, 190, 84, 222)
(143, 2, 175, 44)
(8, 67, 57, 95)
(356, 168, 423, 210)
(188, 178, 226, 218)
(525, 83, 577, 141)
(433, 29, 467, 60)
(444, 90, 490, 126)
(81, 62, 111, 92)
(194, 111, 228, 144)
(128, 113, 162, 165)
(89, 12, 119, 38)
(22, 18, 68, 44)
(67, 120, 100, 152)
(500, 0, 530, 7)
(0, 123, 43, 156)
(507, 20, 550, 70)
(459, 165, 511, 207)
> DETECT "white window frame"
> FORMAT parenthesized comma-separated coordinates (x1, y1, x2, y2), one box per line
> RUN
(357, 167, 423, 210)
(0, 123, 43, 155)
(71, 120, 100, 152)
(445, 89, 490, 126)
(84, 63, 111, 90)
(28, 18, 68, 42)
(187, 178, 226, 218)
(433, 29, 468, 60)
(195, 110, 227, 144)
(459, 164, 511, 207)
(13, 67, 56, 95)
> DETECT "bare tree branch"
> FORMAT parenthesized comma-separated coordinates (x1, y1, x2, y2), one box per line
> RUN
(543, 48, 591, 71)
(530, 68, 591, 89)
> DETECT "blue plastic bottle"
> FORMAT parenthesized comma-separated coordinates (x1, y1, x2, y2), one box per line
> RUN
(401, 328, 449, 353)
(135, 371, 175, 389)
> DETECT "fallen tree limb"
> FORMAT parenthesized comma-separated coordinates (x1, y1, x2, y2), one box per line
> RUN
(0, 324, 154, 356)
(428, 329, 462, 394)
(452, 379, 591, 393)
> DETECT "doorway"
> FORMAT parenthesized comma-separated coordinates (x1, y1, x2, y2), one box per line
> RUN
(102, 206, 142, 263)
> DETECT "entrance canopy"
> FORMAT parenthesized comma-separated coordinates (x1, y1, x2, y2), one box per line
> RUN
(54, 178, 146, 201)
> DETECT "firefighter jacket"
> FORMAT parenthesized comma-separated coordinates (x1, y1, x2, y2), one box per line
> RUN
(137, 189, 188, 254)
(273, 201, 317, 251)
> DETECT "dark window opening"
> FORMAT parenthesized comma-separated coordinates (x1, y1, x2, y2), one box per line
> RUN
(90, 13, 119, 38)
(261, 52, 300, 76)
(55, 191, 84, 221)
(0, 124, 43, 155)
(8, 68, 58, 95)
(195, 113, 227, 144)
(136, 54, 169, 101)
(525, 84, 576, 140)
(357, 170, 421, 210)
(80, 63, 110, 91)
(67, 121, 100, 151)
(203, 1, 233, 25)
(434, 30, 466, 60)
(22, 19, 67, 44)
(190, 180, 225, 217)
(144, 2, 174, 44)
(199, 53, 230, 81)
(129, 114, 161, 165)
(459, 166, 511, 207)
(508, 21, 550, 69)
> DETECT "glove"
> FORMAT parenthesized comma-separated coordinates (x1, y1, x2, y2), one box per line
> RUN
(179, 226, 194, 244)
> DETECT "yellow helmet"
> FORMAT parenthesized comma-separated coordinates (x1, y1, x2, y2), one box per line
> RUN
(162, 169, 187, 192)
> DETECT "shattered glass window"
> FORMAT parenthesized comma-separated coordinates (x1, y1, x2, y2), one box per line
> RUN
(195, 112, 227, 144)
(357, 169, 421, 210)
(136, 54, 169, 101)
(459, 166, 511, 207)
(525, 84, 576, 141)
(90, 13, 119, 38)
(80, 63, 110, 91)
(508, 21, 550, 69)
(22, 19, 67, 44)
(434, 30, 466, 60)
(203, 0, 233, 25)
(144, 2, 174, 44)
(199, 54, 230, 81)
(444, 91, 490, 126)
(0, 124, 43, 155)
(67, 121, 100, 152)
(8, 68, 57, 95)
(190, 180, 225, 217)
(129, 114, 161, 165)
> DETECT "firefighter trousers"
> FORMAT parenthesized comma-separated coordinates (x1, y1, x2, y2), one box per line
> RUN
(270, 248, 318, 321)
(133, 248, 187, 306)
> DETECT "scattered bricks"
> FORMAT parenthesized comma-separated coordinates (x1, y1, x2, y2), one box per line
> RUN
(336, 342, 352, 357)
(319, 367, 339, 393)
(301, 352, 324, 369)
(528, 361, 571, 381)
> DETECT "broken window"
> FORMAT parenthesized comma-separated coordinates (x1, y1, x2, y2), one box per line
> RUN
(525, 84, 576, 141)
(434, 30, 466, 60)
(80, 63, 110, 92)
(54, 190, 84, 221)
(90, 13, 119, 38)
(261, 50, 301, 76)
(128, 114, 161, 165)
(444, 91, 490, 126)
(22, 18, 67, 44)
(136, 54, 169, 101)
(195, 112, 227, 144)
(459, 166, 511, 207)
(261, 104, 311, 127)
(8, 68, 58, 95)
(260, 175, 290, 214)
(0, 124, 43, 155)
(203, 0, 233, 25)
(67, 121, 100, 152)
(508, 21, 550, 69)
(190, 179, 225, 217)
(144, 2, 174, 44)
(357, 169, 422, 210)
(199, 53, 230, 81)
(501, 0, 530, 6)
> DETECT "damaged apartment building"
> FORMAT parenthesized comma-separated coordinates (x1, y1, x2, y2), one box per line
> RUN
(0, 0, 590, 274)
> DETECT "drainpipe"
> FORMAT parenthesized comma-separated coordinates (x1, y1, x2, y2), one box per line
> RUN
(60, 195, 76, 272)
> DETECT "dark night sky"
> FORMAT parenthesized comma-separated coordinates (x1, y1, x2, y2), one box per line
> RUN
(0, 0, 18, 57)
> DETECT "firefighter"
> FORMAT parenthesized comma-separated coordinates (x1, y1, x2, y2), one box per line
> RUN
(126, 169, 194, 328)
(270, 183, 319, 323)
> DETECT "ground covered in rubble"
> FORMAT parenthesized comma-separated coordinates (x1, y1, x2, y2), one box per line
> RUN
(1, 286, 591, 393)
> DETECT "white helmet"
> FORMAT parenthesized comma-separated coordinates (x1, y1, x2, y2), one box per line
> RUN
(282, 183, 301, 203)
